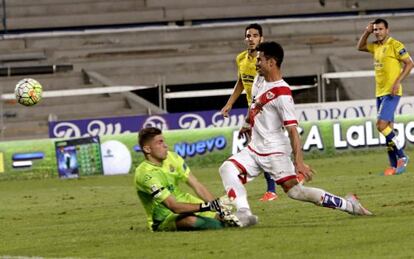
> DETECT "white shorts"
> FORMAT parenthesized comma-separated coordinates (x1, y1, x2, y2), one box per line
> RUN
(228, 146, 296, 184)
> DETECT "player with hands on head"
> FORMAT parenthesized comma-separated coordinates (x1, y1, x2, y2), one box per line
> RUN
(134, 127, 240, 232)
(219, 41, 373, 227)
(357, 18, 413, 175)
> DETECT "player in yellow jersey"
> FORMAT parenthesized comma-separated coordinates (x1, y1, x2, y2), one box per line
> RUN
(221, 23, 278, 201)
(357, 18, 414, 175)
(134, 127, 240, 231)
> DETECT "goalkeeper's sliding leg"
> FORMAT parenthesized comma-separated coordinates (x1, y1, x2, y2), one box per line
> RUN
(158, 212, 240, 231)
(175, 215, 224, 231)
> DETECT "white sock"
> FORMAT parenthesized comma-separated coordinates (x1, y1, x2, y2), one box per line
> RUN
(287, 184, 347, 211)
(219, 161, 250, 211)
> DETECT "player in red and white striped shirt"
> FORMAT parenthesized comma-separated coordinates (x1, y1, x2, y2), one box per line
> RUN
(219, 41, 372, 227)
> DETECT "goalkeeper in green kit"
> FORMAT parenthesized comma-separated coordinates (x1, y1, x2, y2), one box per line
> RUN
(134, 127, 240, 231)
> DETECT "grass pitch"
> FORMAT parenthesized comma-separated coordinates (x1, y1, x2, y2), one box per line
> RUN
(1, 151, 413, 258)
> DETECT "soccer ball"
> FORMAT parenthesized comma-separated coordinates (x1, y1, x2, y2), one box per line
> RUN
(15, 78, 43, 106)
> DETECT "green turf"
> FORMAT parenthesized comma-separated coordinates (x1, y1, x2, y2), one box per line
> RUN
(1, 151, 413, 258)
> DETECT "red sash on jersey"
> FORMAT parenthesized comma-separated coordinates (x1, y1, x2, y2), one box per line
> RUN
(249, 86, 292, 127)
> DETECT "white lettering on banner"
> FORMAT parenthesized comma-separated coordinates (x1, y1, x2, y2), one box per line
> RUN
(178, 114, 206, 129)
(53, 122, 82, 138)
(232, 131, 249, 154)
(231, 120, 414, 154)
(347, 125, 365, 147)
(87, 120, 126, 136)
(399, 102, 414, 114)
(143, 116, 169, 130)
(302, 104, 377, 121)
(333, 124, 347, 148)
(52, 121, 129, 138)
(210, 112, 245, 128)
(296, 96, 414, 121)
(365, 121, 380, 145)
(302, 125, 323, 151)
(333, 122, 406, 148)
(394, 123, 405, 147)
(405, 122, 414, 142)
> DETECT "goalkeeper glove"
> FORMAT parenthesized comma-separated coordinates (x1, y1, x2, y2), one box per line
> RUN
(199, 199, 223, 215)
(199, 196, 236, 217)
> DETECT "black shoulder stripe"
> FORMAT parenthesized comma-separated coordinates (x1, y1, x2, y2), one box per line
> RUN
(151, 187, 165, 197)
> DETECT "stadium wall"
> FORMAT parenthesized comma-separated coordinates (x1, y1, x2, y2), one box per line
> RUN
(1, 115, 414, 177)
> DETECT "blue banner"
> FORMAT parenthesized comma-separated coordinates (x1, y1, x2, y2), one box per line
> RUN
(48, 108, 247, 138)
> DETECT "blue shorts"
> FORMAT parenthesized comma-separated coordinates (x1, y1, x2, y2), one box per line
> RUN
(376, 95, 400, 122)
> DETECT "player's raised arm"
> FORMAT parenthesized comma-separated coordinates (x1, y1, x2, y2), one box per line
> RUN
(357, 22, 373, 52)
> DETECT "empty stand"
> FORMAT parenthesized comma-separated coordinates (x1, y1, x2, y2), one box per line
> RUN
(1, 1, 414, 140)
(2, 0, 414, 31)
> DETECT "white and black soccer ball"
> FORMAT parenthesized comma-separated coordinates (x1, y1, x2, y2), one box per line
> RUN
(14, 78, 43, 106)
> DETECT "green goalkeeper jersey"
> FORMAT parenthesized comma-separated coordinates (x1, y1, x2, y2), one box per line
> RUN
(134, 151, 202, 230)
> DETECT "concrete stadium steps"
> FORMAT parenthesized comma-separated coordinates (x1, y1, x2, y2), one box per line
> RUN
(4, 0, 143, 5)
(37, 93, 127, 106)
(7, 14, 412, 69)
(0, 14, 412, 88)
(267, 15, 414, 37)
(54, 106, 144, 120)
(5, 1, 147, 17)
(4, 15, 409, 65)
(95, 59, 237, 85)
(160, 1, 357, 22)
(4, 10, 165, 31)
(0, 60, 56, 69)
(0, 50, 46, 63)
(0, 39, 26, 51)
(2, 0, 156, 30)
(10, 15, 414, 52)
(2, 0, 413, 31)
(65, 36, 369, 80)
(3, 96, 131, 122)
(146, 0, 301, 7)
(76, 50, 238, 84)
(1, 120, 49, 140)
(1, 72, 92, 92)
(146, 0, 414, 11)
(48, 32, 413, 65)
(21, 26, 243, 50)
(49, 44, 195, 61)
(86, 52, 326, 84)
(47, 38, 244, 61)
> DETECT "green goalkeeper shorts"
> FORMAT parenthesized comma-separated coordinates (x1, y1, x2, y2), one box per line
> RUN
(154, 193, 217, 231)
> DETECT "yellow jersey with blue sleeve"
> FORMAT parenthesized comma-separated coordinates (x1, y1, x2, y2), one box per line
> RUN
(367, 37, 411, 97)
(236, 50, 257, 106)
(134, 151, 191, 230)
